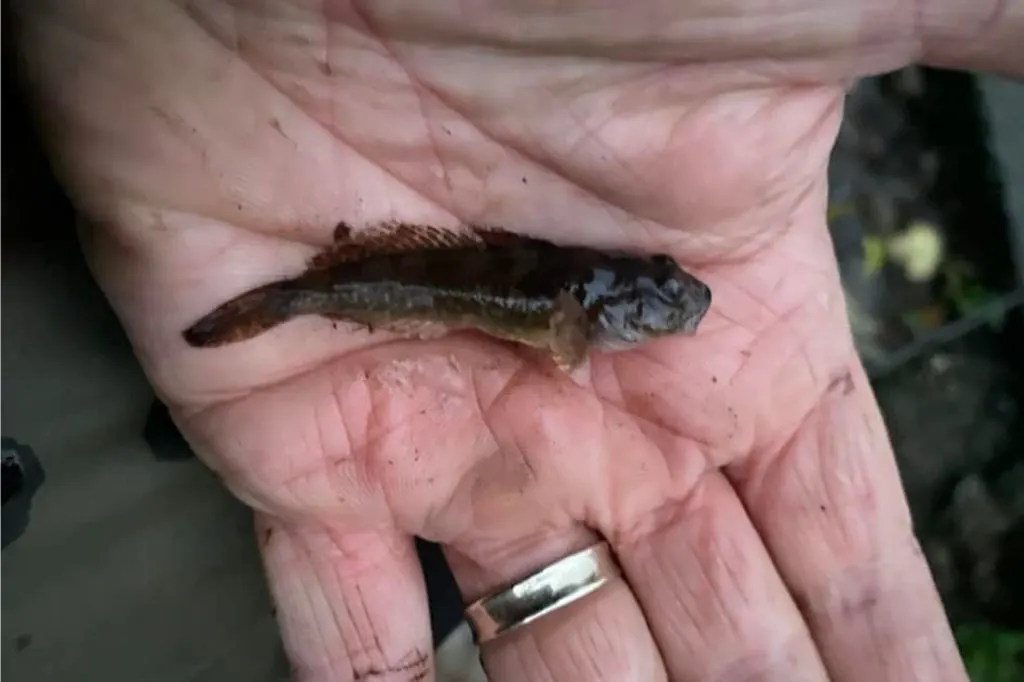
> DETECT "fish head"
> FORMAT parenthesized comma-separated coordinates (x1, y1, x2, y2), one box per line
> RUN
(590, 254, 712, 350)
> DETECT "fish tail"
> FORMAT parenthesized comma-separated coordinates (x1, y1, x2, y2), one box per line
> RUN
(182, 280, 302, 348)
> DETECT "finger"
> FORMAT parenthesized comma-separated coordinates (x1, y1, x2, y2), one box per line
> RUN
(447, 527, 668, 682)
(727, 361, 969, 681)
(610, 469, 832, 681)
(484, 365, 832, 680)
(256, 514, 434, 682)
(444, 367, 828, 682)
(441, 371, 669, 681)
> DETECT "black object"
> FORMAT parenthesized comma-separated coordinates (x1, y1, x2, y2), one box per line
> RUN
(976, 76, 1024, 288)
(143, 400, 197, 461)
(415, 538, 465, 647)
(2, 437, 46, 549)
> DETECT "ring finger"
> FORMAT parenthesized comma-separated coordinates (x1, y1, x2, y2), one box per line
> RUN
(448, 525, 667, 681)
(439, 371, 668, 680)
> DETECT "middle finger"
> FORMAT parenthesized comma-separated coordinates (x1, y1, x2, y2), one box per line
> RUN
(612, 468, 831, 681)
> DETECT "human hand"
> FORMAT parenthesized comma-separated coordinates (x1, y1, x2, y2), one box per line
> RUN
(17, 1, 1018, 679)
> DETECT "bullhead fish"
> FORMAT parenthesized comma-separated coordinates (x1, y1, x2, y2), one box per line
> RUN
(182, 222, 712, 371)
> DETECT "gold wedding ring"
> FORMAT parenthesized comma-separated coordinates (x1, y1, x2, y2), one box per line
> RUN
(464, 542, 621, 644)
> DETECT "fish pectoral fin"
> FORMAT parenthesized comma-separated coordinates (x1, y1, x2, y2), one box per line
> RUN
(309, 221, 486, 269)
(468, 224, 553, 249)
(548, 291, 590, 373)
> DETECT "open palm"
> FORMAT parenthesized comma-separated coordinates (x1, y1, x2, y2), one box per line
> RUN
(20, 2, 970, 680)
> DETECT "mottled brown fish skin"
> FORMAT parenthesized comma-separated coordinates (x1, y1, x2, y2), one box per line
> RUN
(182, 225, 712, 367)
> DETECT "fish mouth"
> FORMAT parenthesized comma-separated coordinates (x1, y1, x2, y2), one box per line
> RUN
(681, 315, 703, 335)
(680, 285, 712, 334)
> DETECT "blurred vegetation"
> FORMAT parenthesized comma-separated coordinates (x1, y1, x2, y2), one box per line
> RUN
(957, 625, 1024, 681)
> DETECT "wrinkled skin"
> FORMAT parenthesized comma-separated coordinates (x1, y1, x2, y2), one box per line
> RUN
(16, 1, 1018, 680)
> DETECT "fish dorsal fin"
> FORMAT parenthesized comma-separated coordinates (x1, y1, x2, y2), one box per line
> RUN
(466, 224, 531, 247)
(309, 221, 487, 269)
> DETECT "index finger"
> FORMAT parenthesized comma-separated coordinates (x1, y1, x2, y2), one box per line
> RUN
(726, 361, 969, 681)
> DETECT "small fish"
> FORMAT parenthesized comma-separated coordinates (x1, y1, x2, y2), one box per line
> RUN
(182, 222, 712, 371)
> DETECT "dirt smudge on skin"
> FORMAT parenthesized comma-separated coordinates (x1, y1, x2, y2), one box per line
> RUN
(827, 370, 856, 396)
(268, 117, 292, 145)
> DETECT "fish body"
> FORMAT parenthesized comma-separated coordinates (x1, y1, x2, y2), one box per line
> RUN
(183, 224, 712, 370)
